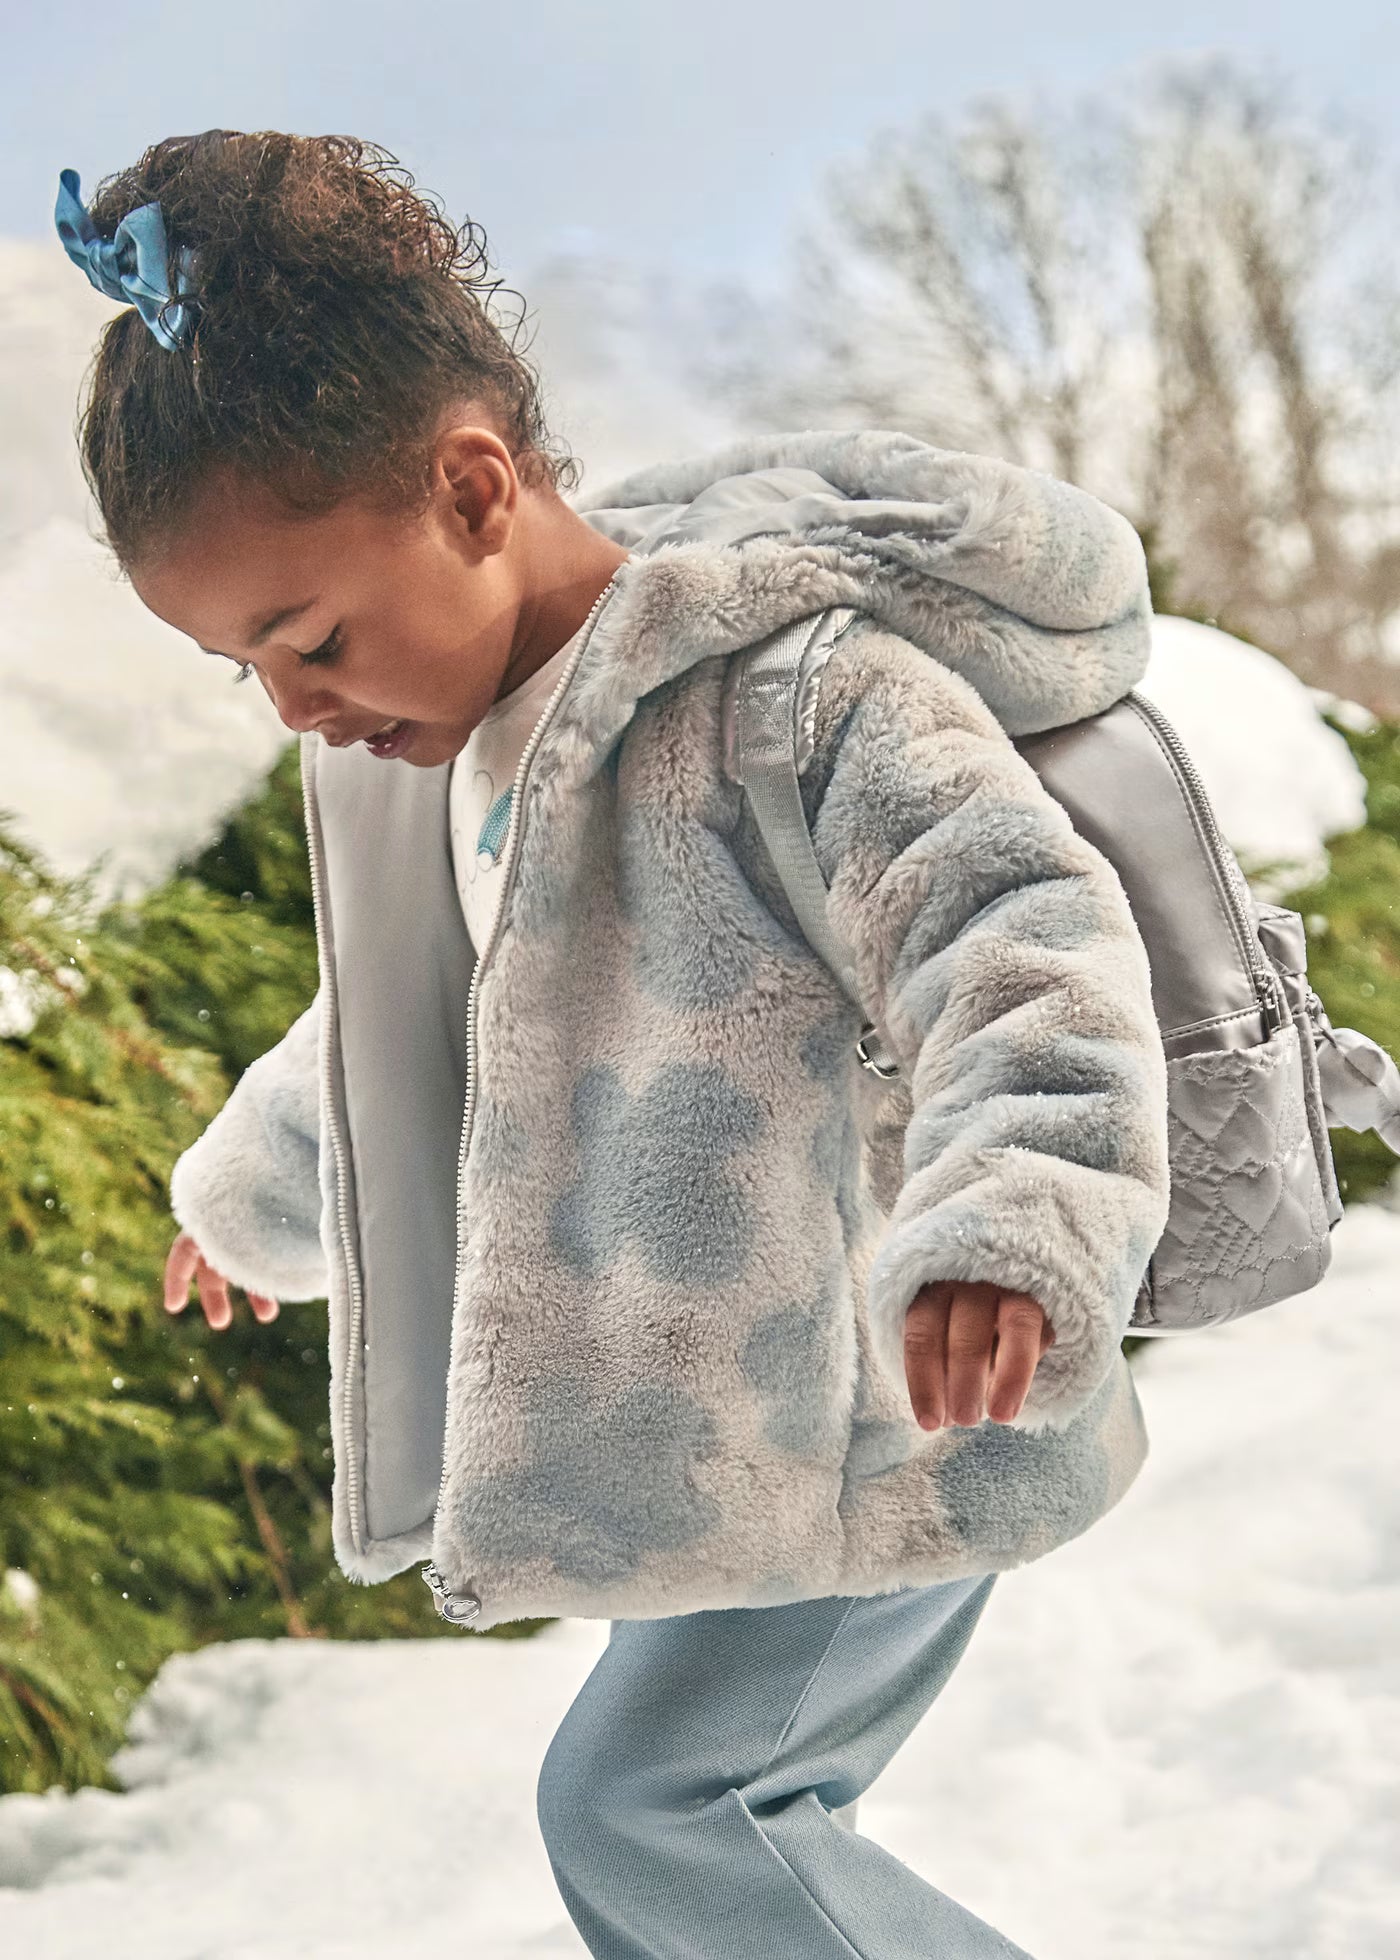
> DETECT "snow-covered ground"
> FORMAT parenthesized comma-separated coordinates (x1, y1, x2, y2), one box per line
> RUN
(2, 1201, 1397, 1958)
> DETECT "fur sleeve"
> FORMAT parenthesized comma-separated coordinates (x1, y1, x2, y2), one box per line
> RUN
(168, 993, 328, 1303)
(802, 619, 1171, 1429)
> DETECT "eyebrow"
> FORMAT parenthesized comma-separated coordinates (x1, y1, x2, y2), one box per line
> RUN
(197, 598, 317, 659)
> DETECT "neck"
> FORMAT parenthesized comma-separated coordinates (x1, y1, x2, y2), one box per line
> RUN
(497, 494, 631, 701)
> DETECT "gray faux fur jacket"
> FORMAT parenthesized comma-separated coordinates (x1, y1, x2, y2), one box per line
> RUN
(169, 430, 1171, 1630)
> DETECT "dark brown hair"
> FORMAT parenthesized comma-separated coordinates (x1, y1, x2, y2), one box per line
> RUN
(75, 129, 580, 569)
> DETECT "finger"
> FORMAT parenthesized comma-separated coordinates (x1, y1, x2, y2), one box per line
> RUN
(163, 1233, 200, 1314)
(246, 1291, 280, 1325)
(904, 1282, 951, 1430)
(987, 1294, 1048, 1423)
(197, 1260, 233, 1332)
(945, 1283, 998, 1426)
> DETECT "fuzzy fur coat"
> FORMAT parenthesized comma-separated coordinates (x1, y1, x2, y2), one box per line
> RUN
(169, 429, 1171, 1629)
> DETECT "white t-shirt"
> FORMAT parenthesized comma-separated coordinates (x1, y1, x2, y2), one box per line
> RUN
(448, 620, 588, 954)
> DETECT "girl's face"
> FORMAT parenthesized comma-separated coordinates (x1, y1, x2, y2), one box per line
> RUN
(130, 423, 567, 770)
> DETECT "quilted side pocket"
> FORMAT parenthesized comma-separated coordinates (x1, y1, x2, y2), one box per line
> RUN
(1132, 1021, 1333, 1331)
(1254, 903, 1345, 1228)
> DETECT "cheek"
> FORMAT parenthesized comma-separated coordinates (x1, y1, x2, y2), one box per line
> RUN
(411, 604, 511, 713)
(346, 633, 479, 736)
(361, 548, 510, 723)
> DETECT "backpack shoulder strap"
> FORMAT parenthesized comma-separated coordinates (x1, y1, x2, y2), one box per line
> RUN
(732, 606, 900, 1077)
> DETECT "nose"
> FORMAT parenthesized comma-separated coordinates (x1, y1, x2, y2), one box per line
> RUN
(259, 668, 339, 738)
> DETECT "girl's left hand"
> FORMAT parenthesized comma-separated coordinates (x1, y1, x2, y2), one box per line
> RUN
(162, 1229, 281, 1333)
(903, 1281, 1055, 1429)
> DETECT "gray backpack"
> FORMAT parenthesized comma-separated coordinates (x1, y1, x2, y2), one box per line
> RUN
(729, 607, 1400, 1335)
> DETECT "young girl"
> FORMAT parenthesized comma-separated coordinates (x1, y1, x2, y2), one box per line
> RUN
(59, 130, 1169, 1957)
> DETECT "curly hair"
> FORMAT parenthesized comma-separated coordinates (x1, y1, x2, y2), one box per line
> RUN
(74, 129, 581, 569)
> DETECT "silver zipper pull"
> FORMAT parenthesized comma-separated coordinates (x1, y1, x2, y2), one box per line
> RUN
(421, 1561, 482, 1627)
(1260, 965, 1289, 1034)
(855, 1022, 900, 1080)
(1305, 984, 1333, 1031)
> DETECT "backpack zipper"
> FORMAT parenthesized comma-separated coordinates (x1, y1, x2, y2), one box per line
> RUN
(421, 569, 626, 1627)
(1126, 691, 1287, 1036)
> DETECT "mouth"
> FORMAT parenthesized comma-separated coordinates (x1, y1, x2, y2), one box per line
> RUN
(362, 717, 414, 760)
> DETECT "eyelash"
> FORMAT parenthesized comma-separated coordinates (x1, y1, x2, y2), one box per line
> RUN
(233, 625, 343, 683)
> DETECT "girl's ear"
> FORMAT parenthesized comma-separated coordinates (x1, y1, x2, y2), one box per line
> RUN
(434, 421, 519, 556)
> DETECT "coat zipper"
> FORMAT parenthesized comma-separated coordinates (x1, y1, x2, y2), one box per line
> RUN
(422, 569, 627, 1626)
(301, 743, 370, 1559)
(1126, 690, 1287, 1035)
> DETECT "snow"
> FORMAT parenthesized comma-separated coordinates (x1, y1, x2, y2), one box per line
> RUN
(1137, 615, 1368, 890)
(0, 248, 294, 907)
(1, 1569, 38, 1614)
(0, 965, 48, 1041)
(3, 1201, 1398, 1958)
(0, 514, 292, 909)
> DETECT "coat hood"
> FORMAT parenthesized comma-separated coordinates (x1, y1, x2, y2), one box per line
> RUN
(568, 427, 1152, 740)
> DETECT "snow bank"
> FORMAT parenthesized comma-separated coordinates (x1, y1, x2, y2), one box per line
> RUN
(0, 514, 290, 908)
(1139, 615, 1368, 889)
(2, 1203, 1397, 1958)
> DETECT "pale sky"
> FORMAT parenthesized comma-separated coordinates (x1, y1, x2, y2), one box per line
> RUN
(5, 0, 1398, 283)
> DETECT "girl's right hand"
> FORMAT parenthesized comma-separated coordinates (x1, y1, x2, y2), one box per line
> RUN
(163, 1230, 281, 1332)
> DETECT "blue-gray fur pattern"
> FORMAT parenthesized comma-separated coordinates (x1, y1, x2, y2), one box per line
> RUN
(548, 1061, 766, 1287)
(738, 1264, 850, 1460)
(451, 1370, 724, 1588)
(168, 430, 1170, 1624)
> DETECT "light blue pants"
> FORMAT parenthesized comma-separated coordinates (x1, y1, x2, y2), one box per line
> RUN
(536, 1572, 1034, 1958)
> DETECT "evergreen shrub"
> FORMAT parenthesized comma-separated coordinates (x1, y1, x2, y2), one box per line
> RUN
(0, 746, 544, 1798)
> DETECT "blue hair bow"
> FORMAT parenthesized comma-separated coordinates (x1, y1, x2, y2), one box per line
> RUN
(54, 167, 198, 351)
